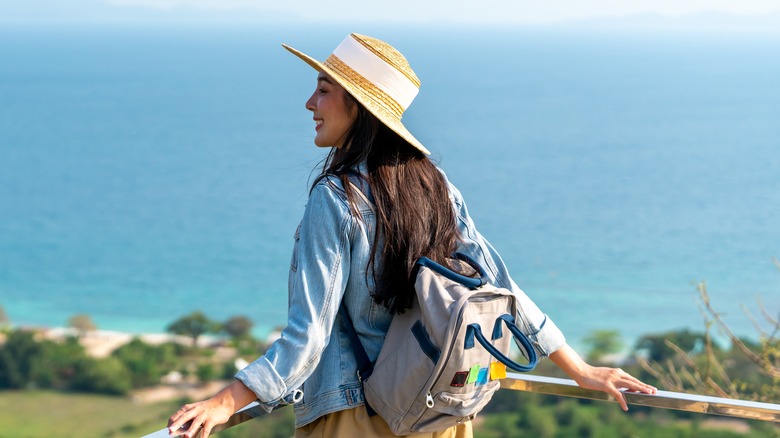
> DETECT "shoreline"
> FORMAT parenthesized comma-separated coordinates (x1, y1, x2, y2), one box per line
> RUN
(4, 325, 241, 358)
(3, 324, 284, 355)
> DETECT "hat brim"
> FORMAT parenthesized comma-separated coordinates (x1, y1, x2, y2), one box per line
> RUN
(282, 44, 430, 155)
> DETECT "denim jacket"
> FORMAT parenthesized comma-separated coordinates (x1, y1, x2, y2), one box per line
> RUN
(235, 167, 566, 428)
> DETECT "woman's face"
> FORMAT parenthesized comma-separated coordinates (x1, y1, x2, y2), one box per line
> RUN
(305, 72, 358, 148)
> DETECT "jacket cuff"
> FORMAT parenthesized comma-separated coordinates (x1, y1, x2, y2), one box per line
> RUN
(532, 315, 566, 357)
(235, 356, 287, 412)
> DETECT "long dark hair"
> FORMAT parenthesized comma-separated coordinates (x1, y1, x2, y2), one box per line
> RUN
(313, 98, 461, 314)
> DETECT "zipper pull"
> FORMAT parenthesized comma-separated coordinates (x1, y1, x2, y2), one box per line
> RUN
(425, 392, 434, 408)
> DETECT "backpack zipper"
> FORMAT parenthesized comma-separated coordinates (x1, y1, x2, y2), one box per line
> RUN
(425, 392, 434, 408)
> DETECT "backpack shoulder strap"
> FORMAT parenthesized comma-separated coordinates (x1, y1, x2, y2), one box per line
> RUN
(338, 305, 374, 381)
(339, 170, 378, 414)
(339, 305, 378, 416)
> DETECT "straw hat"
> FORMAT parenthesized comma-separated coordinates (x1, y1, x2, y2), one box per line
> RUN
(283, 33, 430, 155)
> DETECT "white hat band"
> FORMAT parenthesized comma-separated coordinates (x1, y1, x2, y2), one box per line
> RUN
(332, 35, 419, 111)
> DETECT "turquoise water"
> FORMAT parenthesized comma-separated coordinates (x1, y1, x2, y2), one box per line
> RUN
(1, 25, 778, 350)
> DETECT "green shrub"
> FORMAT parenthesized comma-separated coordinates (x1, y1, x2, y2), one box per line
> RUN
(112, 338, 181, 388)
(196, 363, 215, 382)
(70, 357, 132, 395)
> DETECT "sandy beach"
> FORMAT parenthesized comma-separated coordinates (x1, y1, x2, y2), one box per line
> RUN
(38, 326, 224, 357)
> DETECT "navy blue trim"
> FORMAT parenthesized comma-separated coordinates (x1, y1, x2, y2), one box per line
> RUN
(465, 315, 538, 372)
(416, 252, 488, 289)
(492, 317, 504, 340)
(453, 252, 488, 285)
(338, 305, 377, 416)
(464, 323, 479, 349)
(412, 320, 441, 364)
(338, 306, 375, 381)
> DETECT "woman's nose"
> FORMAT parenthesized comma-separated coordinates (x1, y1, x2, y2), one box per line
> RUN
(305, 92, 316, 112)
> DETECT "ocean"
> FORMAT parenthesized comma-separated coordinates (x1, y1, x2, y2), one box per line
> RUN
(1, 24, 778, 351)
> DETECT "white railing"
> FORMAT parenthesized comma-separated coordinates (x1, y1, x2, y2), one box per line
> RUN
(144, 373, 780, 437)
(500, 373, 779, 421)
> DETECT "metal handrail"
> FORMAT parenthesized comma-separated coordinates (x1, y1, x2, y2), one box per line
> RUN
(500, 373, 780, 422)
(143, 373, 780, 437)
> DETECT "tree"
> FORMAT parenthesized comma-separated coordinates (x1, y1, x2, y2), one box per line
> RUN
(222, 315, 254, 341)
(0, 330, 41, 389)
(71, 357, 131, 395)
(112, 338, 179, 388)
(582, 329, 623, 363)
(635, 328, 706, 362)
(166, 311, 218, 347)
(38, 335, 87, 390)
(196, 363, 215, 383)
(515, 394, 556, 438)
(67, 314, 97, 335)
(0, 330, 86, 390)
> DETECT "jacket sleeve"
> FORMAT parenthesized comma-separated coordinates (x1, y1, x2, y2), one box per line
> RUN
(444, 173, 567, 357)
(235, 178, 353, 411)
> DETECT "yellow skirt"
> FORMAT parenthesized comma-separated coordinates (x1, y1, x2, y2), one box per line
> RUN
(295, 405, 473, 438)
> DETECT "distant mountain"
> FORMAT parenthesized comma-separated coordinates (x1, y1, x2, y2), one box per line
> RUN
(566, 11, 780, 33)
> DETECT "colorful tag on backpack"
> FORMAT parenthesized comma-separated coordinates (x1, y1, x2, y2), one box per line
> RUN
(476, 368, 489, 386)
(450, 371, 469, 387)
(490, 362, 507, 380)
(467, 364, 480, 384)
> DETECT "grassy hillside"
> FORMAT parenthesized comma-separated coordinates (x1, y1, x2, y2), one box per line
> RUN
(0, 390, 296, 438)
(0, 390, 178, 437)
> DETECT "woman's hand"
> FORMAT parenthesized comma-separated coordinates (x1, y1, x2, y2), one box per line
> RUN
(167, 380, 256, 438)
(550, 344, 657, 411)
(569, 364, 657, 411)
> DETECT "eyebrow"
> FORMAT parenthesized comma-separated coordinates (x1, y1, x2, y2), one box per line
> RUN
(317, 74, 334, 85)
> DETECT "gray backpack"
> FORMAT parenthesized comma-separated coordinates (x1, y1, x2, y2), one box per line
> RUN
(340, 253, 539, 435)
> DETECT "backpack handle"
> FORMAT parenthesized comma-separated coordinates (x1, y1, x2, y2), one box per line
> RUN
(464, 314, 538, 372)
(416, 252, 488, 289)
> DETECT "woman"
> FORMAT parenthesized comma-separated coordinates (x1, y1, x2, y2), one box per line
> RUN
(167, 33, 656, 438)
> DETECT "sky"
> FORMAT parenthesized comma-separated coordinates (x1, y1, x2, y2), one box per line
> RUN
(113, 0, 780, 23)
(2, 0, 780, 28)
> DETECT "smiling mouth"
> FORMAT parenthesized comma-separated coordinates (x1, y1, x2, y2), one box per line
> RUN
(314, 119, 323, 131)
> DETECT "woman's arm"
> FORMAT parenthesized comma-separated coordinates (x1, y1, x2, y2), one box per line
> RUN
(167, 380, 256, 438)
(166, 179, 355, 437)
(549, 344, 657, 411)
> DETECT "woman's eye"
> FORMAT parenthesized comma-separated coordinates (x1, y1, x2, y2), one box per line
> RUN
(318, 88, 327, 94)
